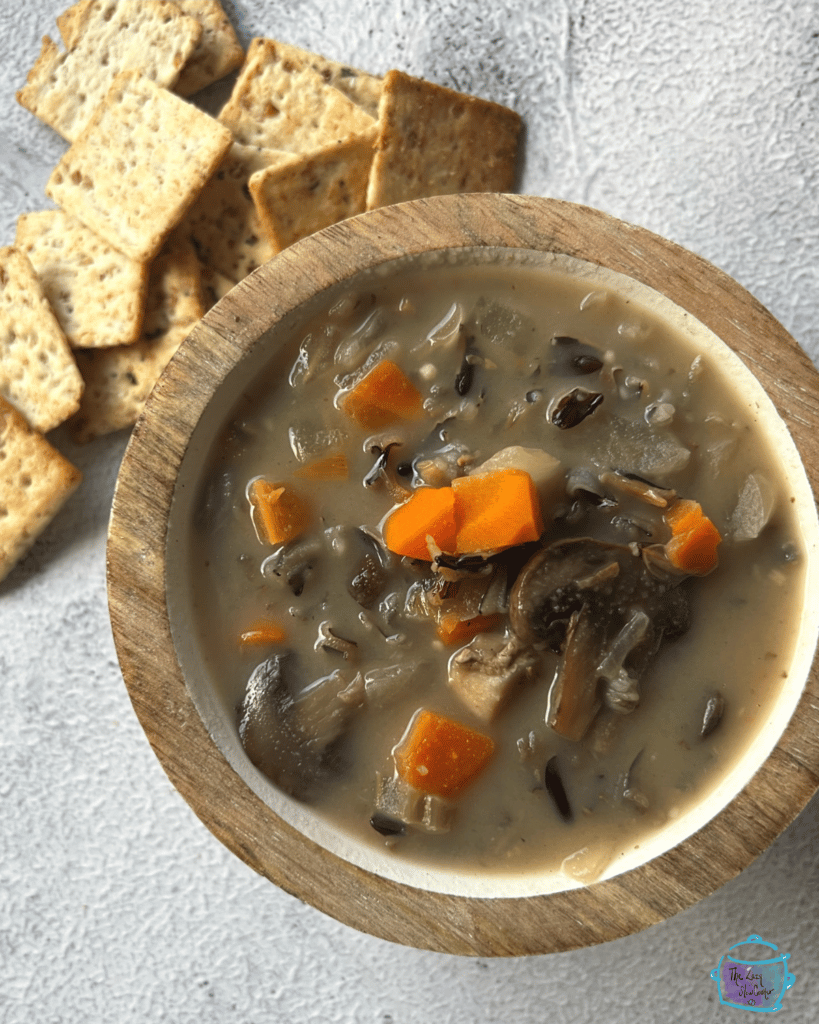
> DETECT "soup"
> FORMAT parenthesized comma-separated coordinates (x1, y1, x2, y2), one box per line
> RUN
(184, 254, 805, 882)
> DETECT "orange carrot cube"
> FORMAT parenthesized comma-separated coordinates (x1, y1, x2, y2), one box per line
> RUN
(664, 498, 721, 575)
(395, 709, 495, 798)
(452, 468, 544, 554)
(382, 486, 457, 560)
(339, 359, 424, 430)
(248, 478, 311, 546)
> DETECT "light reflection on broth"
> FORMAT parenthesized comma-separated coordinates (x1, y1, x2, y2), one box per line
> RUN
(186, 255, 805, 881)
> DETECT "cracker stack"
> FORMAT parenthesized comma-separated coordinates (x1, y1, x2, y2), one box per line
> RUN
(47, 70, 232, 264)
(17, 0, 204, 142)
(5, 0, 523, 580)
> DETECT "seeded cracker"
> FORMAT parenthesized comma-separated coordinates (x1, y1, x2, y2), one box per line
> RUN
(173, 1, 246, 97)
(250, 128, 377, 253)
(221, 37, 382, 120)
(0, 396, 83, 584)
(47, 71, 232, 264)
(365, 70, 522, 210)
(218, 39, 376, 151)
(180, 143, 296, 285)
(15, 210, 149, 350)
(70, 236, 204, 443)
(17, 0, 203, 142)
(0, 247, 84, 435)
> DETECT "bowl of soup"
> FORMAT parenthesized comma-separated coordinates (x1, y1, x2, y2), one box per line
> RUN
(108, 193, 819, 955)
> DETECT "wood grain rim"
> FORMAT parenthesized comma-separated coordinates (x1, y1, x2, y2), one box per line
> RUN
(107, 194, 819, 955)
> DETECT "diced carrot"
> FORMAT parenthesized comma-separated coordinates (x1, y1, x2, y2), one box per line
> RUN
(339, 359, 424, 430)
(240, 619, 288, 646)
(382, 486, 457, 560)
(394, 709, 495, 798)
(248, 478, 311, 546)
(293, 452, 349, 480)
(663, 498, 721, 575)
(452, 468, 544, 554)
(436, 612, 506, 646)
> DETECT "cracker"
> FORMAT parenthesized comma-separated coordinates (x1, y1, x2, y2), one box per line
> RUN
(15, 210, 149, 350)
(46, 70, 232, 264)
(0, 395, 83, 583)
(179, 143, 294, 284)
(224, 37, 382, 118)
(365, 70, 522, 210)
(70, 236, 204, 442)
(250, 128, 377, 253)
(0, 247, 84, 434)
(218, 38, 376, 151)
(17, 0, 203, 142)
(173, 0, 245, 97)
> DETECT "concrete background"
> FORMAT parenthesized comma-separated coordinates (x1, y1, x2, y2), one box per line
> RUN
(1, 1, 817, 1020)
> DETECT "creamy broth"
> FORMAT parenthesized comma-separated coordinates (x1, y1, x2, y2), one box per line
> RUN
(186, 255, 805, 880)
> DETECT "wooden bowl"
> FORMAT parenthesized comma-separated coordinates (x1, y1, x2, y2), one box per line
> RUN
(107, 194, 819, 955)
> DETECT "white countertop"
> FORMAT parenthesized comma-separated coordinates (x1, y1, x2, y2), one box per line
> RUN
(1, 1, 818, 1020)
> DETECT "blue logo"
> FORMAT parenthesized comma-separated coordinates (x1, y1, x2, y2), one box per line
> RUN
(710, 935, 795, 1013)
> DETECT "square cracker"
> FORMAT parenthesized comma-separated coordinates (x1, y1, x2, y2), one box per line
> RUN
(173, 0, 245, 97)
(47, 70, 232, 264)
(69, 235, 204, 442)
(365, 70, 522, 210)
(218, 38, 376, 151)
(15, 210, 149, 349)
(222, 37, 382, 120)
(250, 128, 377, 253)
(0, 395, 83, 583)
(0, 247, 84, 434)
(179, 143, 294, 285)
(17, 0, 203, 142)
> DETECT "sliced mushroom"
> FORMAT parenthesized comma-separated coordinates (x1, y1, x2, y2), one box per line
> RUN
(510, 537, 691, 738)
(237, 656, 362, 801)
(546, 604, 601, 740)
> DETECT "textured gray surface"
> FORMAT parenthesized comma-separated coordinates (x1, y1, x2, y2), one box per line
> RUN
(1, 1, 818, 1021)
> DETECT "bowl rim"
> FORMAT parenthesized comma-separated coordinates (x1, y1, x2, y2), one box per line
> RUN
(107, 193, 819, 955)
